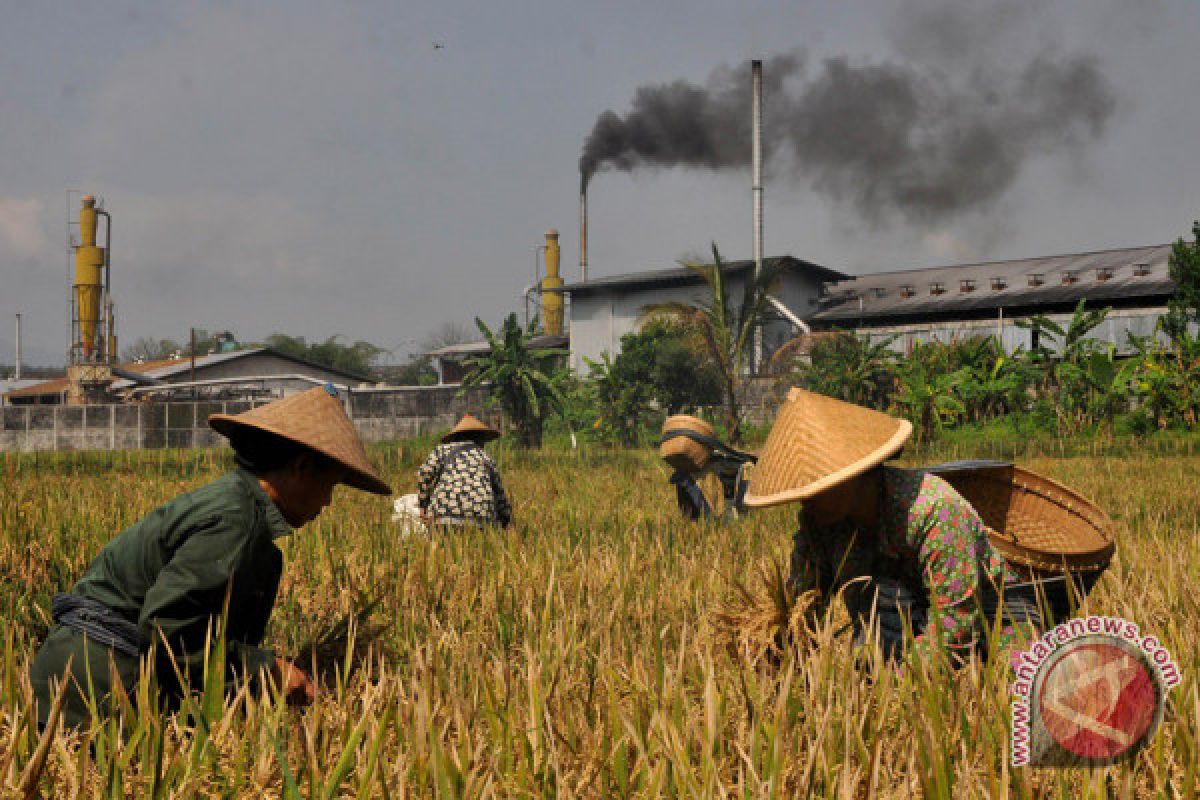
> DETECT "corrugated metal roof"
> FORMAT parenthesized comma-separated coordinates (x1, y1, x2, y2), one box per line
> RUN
(812, 244, 1173, 322)
(0, 379, 45, 395)
(2, 356, 194, 399)
(114, 348, 269, 385)
(109, 347, 371, 389)
(6, 347, 372, 398)
(426, 334, 569, 358)
(561, 256, 848, 296)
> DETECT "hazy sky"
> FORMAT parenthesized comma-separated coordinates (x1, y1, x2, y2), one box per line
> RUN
(1, 0, 1197, 366)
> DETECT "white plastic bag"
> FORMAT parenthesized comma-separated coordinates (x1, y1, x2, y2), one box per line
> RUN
(391, 493, 428, 536)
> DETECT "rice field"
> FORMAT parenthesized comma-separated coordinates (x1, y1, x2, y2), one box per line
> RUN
(1, 437, 1198, 798)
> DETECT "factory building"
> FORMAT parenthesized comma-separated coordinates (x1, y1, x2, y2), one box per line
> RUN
(810, 244, 1180, 354)
(3, 347, 370, 406)
(561, 256, 847, 373)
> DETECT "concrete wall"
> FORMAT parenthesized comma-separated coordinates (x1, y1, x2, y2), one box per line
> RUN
(0, 385, 491, 453)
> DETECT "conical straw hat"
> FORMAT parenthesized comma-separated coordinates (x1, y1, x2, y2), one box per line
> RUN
(442, 413, 500, 443)
(208, 385, 391, 495)
(742, 388, 912, 508)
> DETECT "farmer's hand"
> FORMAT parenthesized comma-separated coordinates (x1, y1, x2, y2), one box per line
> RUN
(274, 656, 316, 707)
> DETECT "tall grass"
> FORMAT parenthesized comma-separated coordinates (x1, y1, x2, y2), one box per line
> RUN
(0, 439, 1196, 797)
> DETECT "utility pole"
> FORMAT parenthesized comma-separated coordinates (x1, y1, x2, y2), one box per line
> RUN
(190, 327, 197, 400)
(751, 59, 764, 373)
(14, 313, 22, 380)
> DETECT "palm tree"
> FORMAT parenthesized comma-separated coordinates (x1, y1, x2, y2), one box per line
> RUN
(642, 242, 786, 444)
(462, 313, 567, 448)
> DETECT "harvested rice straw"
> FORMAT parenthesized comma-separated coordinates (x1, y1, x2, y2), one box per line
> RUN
(298, 594, 388, 681)
(710, 558, 821, 665)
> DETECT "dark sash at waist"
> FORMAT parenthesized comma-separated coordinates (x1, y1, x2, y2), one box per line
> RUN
(51, 593, 144, 659)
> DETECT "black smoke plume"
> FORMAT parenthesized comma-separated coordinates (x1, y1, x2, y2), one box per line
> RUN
(578, 5, 1117, 223)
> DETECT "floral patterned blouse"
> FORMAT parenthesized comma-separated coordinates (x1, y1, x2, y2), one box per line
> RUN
(789, 468, 1022, 658)
(416, 443, 512, 527)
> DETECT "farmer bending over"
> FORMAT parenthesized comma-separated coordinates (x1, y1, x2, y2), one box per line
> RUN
(744, 388, 1040, 666)
(29, 385, 391, 729)
(416, 414, 511, 529)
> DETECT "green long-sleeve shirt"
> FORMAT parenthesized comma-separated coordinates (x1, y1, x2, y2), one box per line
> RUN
(31, 469, 291, 724)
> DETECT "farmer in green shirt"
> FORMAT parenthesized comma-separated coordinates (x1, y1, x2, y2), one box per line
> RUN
(29, 385, 391, 729)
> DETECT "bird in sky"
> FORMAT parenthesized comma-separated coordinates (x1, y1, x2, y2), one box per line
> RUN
(433, 42, 444, 50)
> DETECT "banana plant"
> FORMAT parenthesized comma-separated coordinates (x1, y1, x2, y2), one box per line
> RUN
(462, 313, 567, 448)
(787, 332, 899, 410)
(891, 343, 970, 443)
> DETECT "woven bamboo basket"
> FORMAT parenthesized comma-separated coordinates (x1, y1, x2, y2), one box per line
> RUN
(937, 464, 1116, 574)
(660, 415, 715, 474)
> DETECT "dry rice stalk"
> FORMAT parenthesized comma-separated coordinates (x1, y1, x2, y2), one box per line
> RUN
(297, 593, 389, 681)
(710, 558, 820, 666)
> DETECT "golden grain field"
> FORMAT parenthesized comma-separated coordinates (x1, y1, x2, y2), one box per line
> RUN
(1, 439, 1197, 798)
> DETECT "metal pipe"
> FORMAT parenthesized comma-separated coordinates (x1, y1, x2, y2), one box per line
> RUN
(521, 284, 538, 329)
(111, 366, 164, 385)
(767, 295, 811, 336)
(579, 189, 588, 282)
(97, 209, 114, 362)
(751, 59, 764, 371)
(127, 373, 353, 395)
(14, 313, 21, 380)
(530, 244, 547, 329)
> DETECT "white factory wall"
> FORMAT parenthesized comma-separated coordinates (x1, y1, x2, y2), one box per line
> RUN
(569, 282, 717, 373)
(855, 307, 1178, 355)
(567, 272, 827, 373)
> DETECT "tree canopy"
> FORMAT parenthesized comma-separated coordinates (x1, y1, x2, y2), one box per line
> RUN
(1166, 219, 1200, 341)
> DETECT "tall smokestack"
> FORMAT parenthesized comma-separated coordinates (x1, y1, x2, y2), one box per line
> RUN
(14, 313, 21, 381)
(579, 187, 589, 282)
(751, 59, 764, 370)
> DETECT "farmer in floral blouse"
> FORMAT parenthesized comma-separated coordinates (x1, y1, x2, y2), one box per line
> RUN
(744, 388, 1040, 665)
(416, 414, 511, 528)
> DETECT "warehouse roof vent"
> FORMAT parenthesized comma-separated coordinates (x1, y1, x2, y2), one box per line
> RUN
(1028, 273, 1045, 287)
(991, 276, 1007, 290)
(1061, 270, 1078, 285)
(1095, 266, 1114, 281)
(929, 281, 945, 296)
(900, 284, 915, 298)
(1132, 262, 1150, 277)
(960, 279, 976, 293)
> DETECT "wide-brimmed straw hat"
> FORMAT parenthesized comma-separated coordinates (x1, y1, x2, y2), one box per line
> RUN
(441, 414, 500, 444)
(742, 388, 912, 508)
(208, 385, 392, 495)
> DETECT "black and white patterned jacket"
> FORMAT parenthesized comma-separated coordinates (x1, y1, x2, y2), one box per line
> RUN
(416, 443, 512, 527)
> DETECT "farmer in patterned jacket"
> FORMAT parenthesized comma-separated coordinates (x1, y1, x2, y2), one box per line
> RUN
(743, 388, 1042, 666)
(416, 414, 512, 528)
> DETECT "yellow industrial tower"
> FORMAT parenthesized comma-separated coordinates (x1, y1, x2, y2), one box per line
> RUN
(540, 229, 564, 336)
(68, 194, 115, 404)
